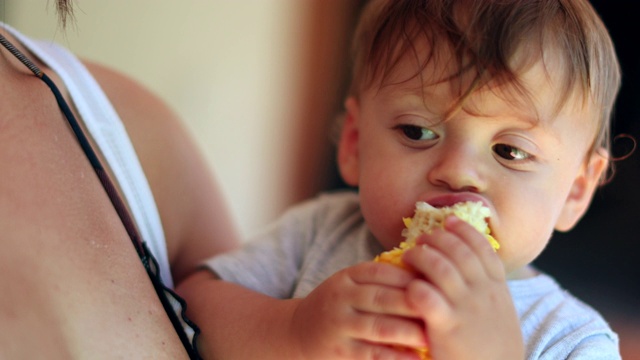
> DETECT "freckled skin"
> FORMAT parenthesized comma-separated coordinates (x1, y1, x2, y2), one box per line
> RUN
(0, 27, 240, 358)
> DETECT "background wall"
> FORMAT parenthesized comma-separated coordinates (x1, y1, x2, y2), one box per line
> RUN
(4, 0, 309, 237)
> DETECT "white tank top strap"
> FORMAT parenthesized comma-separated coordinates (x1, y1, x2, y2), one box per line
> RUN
(3, 24, 174, 288)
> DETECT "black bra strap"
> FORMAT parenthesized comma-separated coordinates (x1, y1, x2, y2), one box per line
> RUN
(0, 33, 202, 359)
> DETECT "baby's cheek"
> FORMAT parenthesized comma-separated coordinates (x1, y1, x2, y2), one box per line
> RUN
(502, 221, 554, 273)
(359, 202, 400, 249)
(379, 226, 406, 250)
(357, 173, 413, 248)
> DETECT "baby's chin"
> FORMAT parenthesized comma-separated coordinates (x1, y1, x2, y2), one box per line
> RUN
(379, 236, 405, 252)
(502, 237, 551, 278)
(364, 218, 405, 250)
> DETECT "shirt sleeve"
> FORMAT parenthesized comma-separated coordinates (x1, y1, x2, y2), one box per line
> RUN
(534, 314, 620, 360)
(564, 334, 621, 360)
(202, 200, 318, 299)
(532, 303, 621, 360)
(511, 274, 621, 360)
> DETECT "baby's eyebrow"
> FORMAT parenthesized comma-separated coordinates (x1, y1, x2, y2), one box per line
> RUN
(481, 111, 541, 129)
(507, 113, 539, 127)
(380, 87, 452, 116)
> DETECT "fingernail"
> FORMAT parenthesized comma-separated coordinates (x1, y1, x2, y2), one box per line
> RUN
(444, 215, 459, 227)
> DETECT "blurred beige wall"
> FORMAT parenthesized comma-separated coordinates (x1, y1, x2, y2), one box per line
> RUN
(4, 0, 308, 237)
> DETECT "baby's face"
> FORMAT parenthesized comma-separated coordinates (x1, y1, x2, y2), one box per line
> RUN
(338, 51, 606, 276)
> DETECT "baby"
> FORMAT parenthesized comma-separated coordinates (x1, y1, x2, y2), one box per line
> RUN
(179, 0, 622, 359)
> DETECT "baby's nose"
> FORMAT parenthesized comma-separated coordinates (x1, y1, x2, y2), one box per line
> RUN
(426, 143, 487, 192)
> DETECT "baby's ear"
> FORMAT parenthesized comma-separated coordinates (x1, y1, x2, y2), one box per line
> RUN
(555, 149, 609, 232)
(337, 97, 361, 187)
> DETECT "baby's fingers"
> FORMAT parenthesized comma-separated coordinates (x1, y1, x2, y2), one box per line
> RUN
(352, 285, 419, 318)
(443, 216, 504, 281)
(348, 340, 425, 360)
(349, 313, 427, 351)
(402, 236, 467, 298)
(346, 263, 423, 318)
(405, 278, 452, 326)
(350, 261, 418, 288)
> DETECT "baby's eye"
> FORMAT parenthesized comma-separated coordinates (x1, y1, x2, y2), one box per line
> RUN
(398, 125, 438, 141)
(492, 144, 531, 161)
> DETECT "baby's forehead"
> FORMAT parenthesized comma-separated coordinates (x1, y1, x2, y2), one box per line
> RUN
(373, 52, 591, 127)
(352, 0, 616, 155)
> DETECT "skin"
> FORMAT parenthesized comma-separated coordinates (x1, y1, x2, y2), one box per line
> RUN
(340, 57, 606, 276)
(178, 39, 607, 360)
(0, 28, 240, 358)
(336, 45, 606, 358)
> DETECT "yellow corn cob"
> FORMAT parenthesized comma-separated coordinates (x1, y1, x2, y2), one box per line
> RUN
(374, 201, 499, 360)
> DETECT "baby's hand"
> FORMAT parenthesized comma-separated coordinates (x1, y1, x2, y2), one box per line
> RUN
(291, 261, 427, 360)
(402, 216, 524, 360)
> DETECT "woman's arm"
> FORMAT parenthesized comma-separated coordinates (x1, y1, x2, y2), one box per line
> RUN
(85, 61, 242, 282)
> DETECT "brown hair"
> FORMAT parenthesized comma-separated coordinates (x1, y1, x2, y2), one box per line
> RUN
(348, 0, 620, 156)
(56, 0, 74, 28)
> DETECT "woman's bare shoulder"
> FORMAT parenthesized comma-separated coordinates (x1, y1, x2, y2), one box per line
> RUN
(83, 60, 241, 282)
(0, 66, 189, 358)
